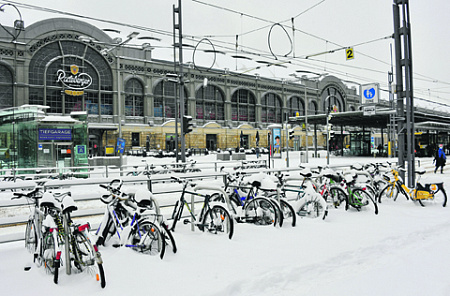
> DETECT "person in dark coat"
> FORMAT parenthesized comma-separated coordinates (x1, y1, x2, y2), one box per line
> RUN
(434, 144, 447, 174)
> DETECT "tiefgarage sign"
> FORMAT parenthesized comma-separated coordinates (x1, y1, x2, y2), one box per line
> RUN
(361, 83, 379, 105)
(56, 64, 92, 96)
(39, 128, 72, 141)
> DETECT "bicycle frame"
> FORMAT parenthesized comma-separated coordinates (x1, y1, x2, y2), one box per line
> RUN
(387, 168, 447, 206)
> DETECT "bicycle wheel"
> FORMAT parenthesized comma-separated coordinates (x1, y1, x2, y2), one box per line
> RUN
(161, 221, 177, 254)
(41, 230, 59, 284)
(243, 197, 278, 226)
(127, 221, 165, 258)
(379, 184, 399, 202)
(327, 186, 347, 208)
(350, 188, 378, 215)
(420, 186, 447, 207)
(202, 204, 234, 239)
(296, 194, 327, 219)
(279, 199, 296, 227)
(25, 220, 37, 253)
(71, 231, 96, 272)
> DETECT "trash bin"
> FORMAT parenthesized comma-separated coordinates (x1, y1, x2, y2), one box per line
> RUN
(300, 152, 307, 163)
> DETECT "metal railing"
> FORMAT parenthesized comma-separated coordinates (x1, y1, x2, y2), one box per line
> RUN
(0, 160, 401, 243)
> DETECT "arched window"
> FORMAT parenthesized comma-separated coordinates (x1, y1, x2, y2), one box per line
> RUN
(321, 85, 345, 113)
(0, 64, 13, 109)
(261, 93, 282, 123)
(154, 80, 176, 118)
(231, 89, 256, 122)
(309, 101, 318, 115)
(125, 78, 144, 116)
(288, 96, 304, 117)
(195, 85, 225, 120)
(28, 40, 113, 115)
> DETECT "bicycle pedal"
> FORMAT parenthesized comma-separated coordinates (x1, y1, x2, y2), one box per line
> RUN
(183, 219, 191, 225)
(112, 244, 121, 248)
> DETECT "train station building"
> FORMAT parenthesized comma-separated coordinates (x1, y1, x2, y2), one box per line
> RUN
(0, 17, 448, 169)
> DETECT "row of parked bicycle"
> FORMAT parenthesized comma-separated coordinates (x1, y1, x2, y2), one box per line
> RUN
(14, 160, 446, 287)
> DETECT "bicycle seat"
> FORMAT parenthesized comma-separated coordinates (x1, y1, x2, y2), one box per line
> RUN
(351, 163, 363, 171)
(61, 195, 78, 214)
(300, 169, 312, 178)
(40, 192, 61, 209)
(344, 173, 356, 184)
(251, 180, 261, 188)
(134, 188, 154, 209)
(415, 167, 426, 175)
(101, 194, 114, 204)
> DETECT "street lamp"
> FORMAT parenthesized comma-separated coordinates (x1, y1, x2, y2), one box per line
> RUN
(99, 32, 139, 174)
(324, 95, 333, 165)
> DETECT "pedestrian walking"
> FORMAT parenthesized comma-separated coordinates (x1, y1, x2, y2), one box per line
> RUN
(434, 144, 447, 174)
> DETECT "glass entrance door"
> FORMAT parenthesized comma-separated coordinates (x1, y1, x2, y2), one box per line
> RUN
(56, 143, 73, 168)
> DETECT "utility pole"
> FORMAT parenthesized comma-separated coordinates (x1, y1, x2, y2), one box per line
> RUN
(173, 0, 186, 162)
(393, 0, 415, 187)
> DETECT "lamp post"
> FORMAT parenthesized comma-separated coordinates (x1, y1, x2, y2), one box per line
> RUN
(324, 95, 333, 165)
(1, 3, 24, 179)
(99, 32, 139, 175)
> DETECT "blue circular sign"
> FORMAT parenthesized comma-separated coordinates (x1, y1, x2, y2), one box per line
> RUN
(364, 88, 376, 99)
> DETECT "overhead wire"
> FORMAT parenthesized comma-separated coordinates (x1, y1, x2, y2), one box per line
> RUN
(2, 0, 448, 102)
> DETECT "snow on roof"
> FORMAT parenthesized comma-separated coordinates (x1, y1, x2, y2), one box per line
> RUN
(39, 115, 80, 124)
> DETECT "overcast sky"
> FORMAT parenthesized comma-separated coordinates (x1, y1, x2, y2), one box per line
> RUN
(1, 0, 448, 106)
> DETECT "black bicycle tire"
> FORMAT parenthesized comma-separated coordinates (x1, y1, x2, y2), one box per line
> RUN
(351, 188, 378, 214)
(279, 199, 296, 227)
(72, 231, 96, 271)
(25, 220, 37, 253)
(243, 197, 278, 226)
(441, 188, 447, 207)
(54, 262, 59, 284)
(128, 221, 165, 258)
(42, 230, 59, 284)
(379, 184, 399, 202)
(170, 200, 183, 232)
(161, 221, 177, 254)
(98, 263, 106, 288)
(202, 204, 234, 239)
(268, 199, 283, 227)
(296, 196, 327, 219)
(328, 186, 347, 208)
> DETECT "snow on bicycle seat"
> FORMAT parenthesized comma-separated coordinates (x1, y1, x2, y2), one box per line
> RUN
(350, 163, 363, 170)
(299, 168, 312, 178)
(134, 188, 154, 208)
(40, 192, 61, 209)
(61, 195, 78, 214)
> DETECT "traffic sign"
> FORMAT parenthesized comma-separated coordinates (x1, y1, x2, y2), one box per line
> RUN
(346, 48, 354, 60)
(363, 106, 376, 116)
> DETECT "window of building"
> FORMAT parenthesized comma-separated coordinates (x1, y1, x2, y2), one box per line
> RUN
(309, 101, 318, 115)
(231, 89, 256, 122)
(322, 86, 345, 113)
(153, 80, 188, 118)
(125, 79, 144, 116)
(131, 132, 140, 146)
(288, 96, 304, 117)
(261, 92, 282, 123)
(28, 39, 113, 115)
(195, 85, 225, 120)
(0, 64, 13, 109)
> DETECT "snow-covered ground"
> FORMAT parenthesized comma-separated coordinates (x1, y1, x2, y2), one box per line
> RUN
(1, 152, 449, 296)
